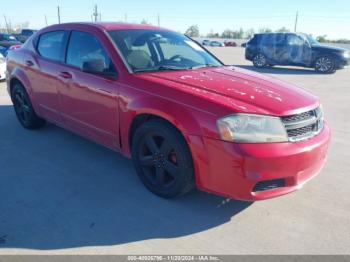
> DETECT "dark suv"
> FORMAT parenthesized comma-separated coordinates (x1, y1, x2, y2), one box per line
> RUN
(245, 33, 349, 73)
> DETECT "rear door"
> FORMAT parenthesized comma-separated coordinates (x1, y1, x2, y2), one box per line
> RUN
(59, 30, 120, 149)
(29, 30, 69, 124)
(272, 34, 288, 64)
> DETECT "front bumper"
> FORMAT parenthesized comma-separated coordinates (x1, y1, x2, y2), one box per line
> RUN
(193, 123, 331, 201)
(336, 56, 350, 69)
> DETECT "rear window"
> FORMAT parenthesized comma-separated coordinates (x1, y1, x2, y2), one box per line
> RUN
(22, 30, 35, 36)
(37, 31, 65, 62)
(248, 35, 258, 45)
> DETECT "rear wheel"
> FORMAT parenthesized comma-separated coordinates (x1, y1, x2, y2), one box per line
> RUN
(315, 56, 335, 74)
(12, 83, 46, 129)
(131, 119, 195, 198)
(253, 53, 268, 68)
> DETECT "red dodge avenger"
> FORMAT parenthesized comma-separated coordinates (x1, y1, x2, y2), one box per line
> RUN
(6, 23, 331, 201)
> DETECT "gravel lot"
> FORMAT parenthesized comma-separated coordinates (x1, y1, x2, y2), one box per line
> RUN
(0, 47, 349, 255)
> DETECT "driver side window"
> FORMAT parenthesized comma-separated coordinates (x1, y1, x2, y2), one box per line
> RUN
(287, 35, 304, 46)
(66, 31, 113, 73)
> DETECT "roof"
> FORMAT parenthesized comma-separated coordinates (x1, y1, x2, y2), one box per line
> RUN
(45, 22, 169, 32)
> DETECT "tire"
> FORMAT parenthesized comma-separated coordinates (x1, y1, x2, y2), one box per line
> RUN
(315, 56, 335, 74)
(11, 83, 46, 129)
(131, 119, 195, 198)
(253, 53, 268, 68)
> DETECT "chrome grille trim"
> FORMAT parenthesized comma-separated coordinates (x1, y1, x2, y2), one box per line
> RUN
(281, 107, 324, 142)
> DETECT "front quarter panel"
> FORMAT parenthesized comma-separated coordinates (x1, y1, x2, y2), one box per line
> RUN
(118, 82, 220, 189)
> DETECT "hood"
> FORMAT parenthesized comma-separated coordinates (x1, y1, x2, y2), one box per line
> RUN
(137, 66, 319, 116)
(311, 44, 348, 53)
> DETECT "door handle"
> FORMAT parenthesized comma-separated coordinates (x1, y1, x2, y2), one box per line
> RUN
(58, 71, 72, 79)
(25, 60, 34, 67)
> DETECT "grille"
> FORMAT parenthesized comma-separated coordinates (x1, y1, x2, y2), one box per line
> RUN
(253, 179, 286, 192)
(287, 123, 316, 137)
(282, 107, 324, 142)
(282, 110, 315, 124)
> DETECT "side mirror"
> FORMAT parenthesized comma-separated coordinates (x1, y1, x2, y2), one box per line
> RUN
(82, 59, 117, 79)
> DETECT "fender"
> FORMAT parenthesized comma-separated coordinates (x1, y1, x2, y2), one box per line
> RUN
(119, 94, 213, 190)
(9, 66, 43, 116)
(120, 95, 207, 156)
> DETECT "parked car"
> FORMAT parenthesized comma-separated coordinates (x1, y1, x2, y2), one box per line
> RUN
(6, 23, 330, 201)
(202, 39, 210, 46)
(241, 42, 247, 48)
(0, 34, 22, 48)
(246, 32, 350, 73)
(14, 29, 38, 43)
(8, 44, 22, 50)
(224, 40, 237, 47)
(0, 46, 7, 57)
(209, 40, 225, 47)
(0, 53, 6, 81)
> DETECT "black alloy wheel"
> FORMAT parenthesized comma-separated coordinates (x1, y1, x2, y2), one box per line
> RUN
(132, 119, 195, 198)
(12, 83, 46, 129)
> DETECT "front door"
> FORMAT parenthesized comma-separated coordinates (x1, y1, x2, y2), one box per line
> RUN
(286, 34, 312, 66)
(59, 30, 120, 149)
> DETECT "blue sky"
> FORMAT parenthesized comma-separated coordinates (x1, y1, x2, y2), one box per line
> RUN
(2, 0, 350, 39)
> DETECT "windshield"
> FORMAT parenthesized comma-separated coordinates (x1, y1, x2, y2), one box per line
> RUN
(300, 34, 320, 46)
(108, 29, 223, 73)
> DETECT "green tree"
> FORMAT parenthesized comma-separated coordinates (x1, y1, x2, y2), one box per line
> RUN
(258, 27, 273, 33)
(185, 25, 200, 37)
(316, 35, 328, 43)
(140, 19, 151, 25)
(244, 28, 255, 39)
(275, 27, 290, 33)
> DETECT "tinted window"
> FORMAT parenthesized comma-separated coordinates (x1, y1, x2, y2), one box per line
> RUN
(287, 34, 304, 46)
(22, 30, 35, 36)
(260, 34, 273, 46)
(274, 34, 285, 45)
(66, 31, 112, 72)
(37, 31, 65, 61)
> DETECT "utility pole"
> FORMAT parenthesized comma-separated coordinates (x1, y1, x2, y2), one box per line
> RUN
(45, 15, 48, 26)
(294, 11, 299, 32)
(93, 5, 99, 22)
(157, 14, 160, 27)
(57, 6, 61, 24)
(3, 15, 10, 33)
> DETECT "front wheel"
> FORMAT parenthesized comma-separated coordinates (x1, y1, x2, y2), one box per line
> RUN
(315, 56, 335, 74)
(253, 53, 268, 68)
(131, 119, 195, 198)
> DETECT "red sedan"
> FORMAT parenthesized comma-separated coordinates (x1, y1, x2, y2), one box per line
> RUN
(6, 23, 330, 201)
(224, 40, 237, 47)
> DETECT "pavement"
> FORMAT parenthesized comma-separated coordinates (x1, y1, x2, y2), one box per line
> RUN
(0, 47, 349, 255)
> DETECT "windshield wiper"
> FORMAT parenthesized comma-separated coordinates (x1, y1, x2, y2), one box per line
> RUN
(190, 64, 221, 70)
(157, 65, 191, 71)
(133, 65, 190, 73)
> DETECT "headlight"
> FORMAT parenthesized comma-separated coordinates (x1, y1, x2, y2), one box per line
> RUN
(344, 52, 350, 59)
(217, 114, 288, 143)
